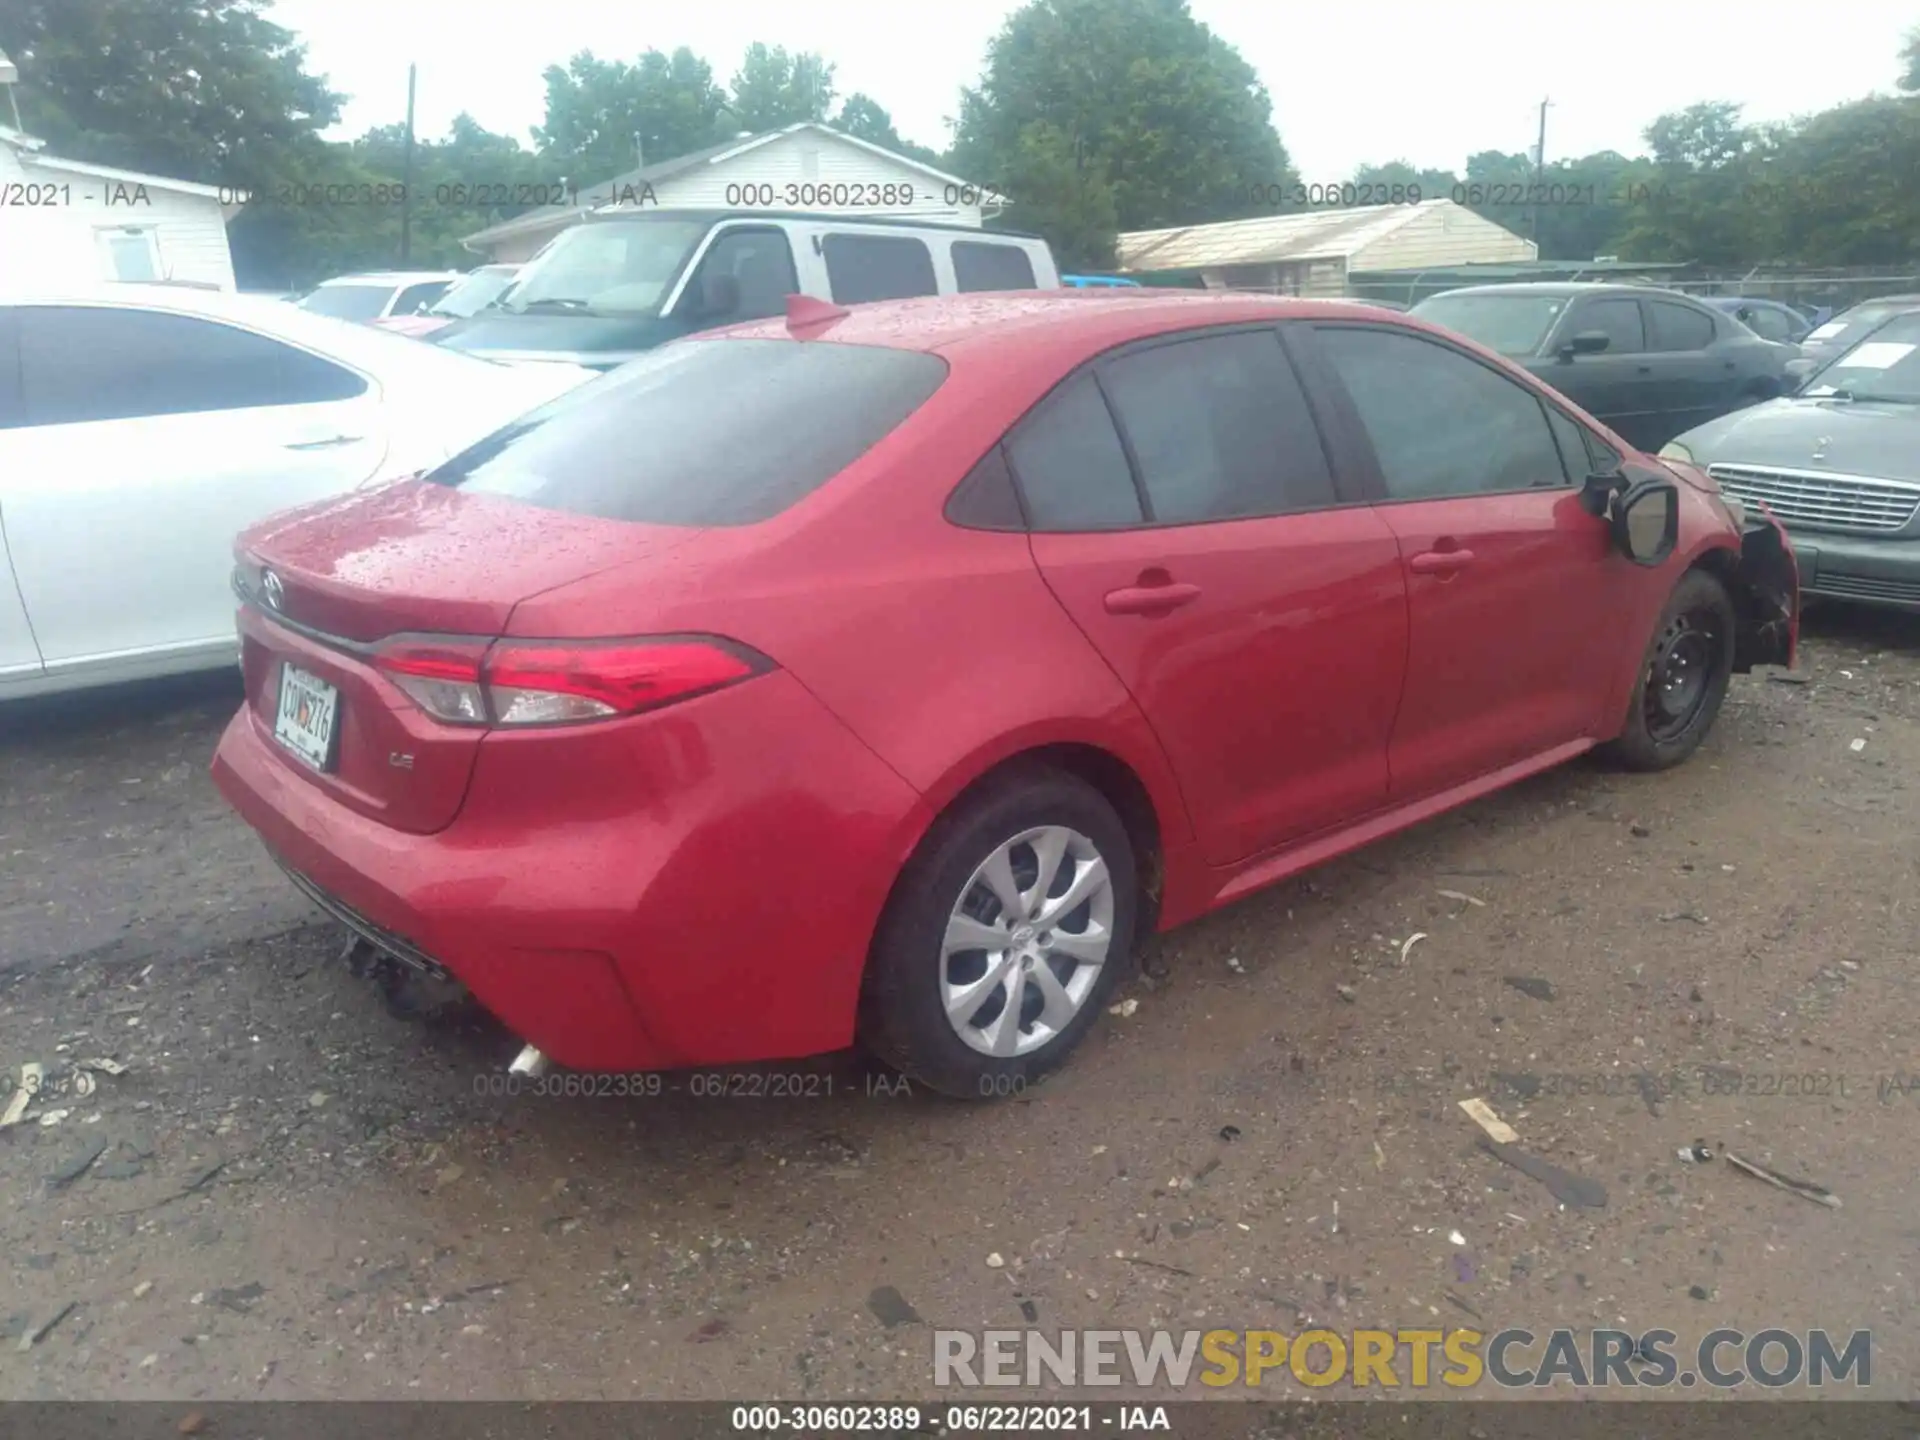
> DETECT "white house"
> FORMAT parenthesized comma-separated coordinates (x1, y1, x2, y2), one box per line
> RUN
(0, 124, 241, 290)
(462, 121, 1000, 264)
(1118, 199, 1537, 296)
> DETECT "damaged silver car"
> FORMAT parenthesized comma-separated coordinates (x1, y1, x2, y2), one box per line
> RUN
(1661, 310, 1920, 612)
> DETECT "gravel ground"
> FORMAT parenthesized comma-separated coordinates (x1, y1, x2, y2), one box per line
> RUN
(1, 604, 1917, 1404)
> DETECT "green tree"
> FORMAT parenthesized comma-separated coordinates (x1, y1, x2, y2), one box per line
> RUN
(727, 44, 836, 131)
(533, 48, 728, 186)
(1351, 159, 1462, 200)
(833, 92, 945, 167)
(1612, 102, 1769, 264)
(1899, 23, 1920, 91)
(950, 0, 1294, 253)
(0, 0, 359, 288)
(989, 121, 1119, 270)
(1757, 97, 1920, 264)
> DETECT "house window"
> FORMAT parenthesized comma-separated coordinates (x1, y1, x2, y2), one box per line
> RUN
(97, 227, 163, 283)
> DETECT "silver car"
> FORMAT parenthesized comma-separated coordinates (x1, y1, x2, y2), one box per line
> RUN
(1660, 310, 1920, 611)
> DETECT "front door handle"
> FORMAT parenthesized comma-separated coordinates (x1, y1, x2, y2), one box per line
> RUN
(285, 434, 364, 451)
(1636, 364, 1653, 374)
(1409, 548, 1476, 576)
(1104, 581, 1202, 616)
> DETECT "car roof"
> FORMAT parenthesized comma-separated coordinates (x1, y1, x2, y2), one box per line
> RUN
(1419, 282, 1704, 300)
(1843, 294, 1920, 310)
(315, 271, 463, 285)
(579, 208, 1046, 241)
(719, 289, 1401, 360)
(0, 283, 499, 371)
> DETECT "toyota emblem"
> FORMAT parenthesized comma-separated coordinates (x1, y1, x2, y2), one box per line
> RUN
(261, 569, 285, 611)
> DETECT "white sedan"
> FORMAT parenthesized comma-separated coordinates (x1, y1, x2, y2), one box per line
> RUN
(0, 284, 595, 700)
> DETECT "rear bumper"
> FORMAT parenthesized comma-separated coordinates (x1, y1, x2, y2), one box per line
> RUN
(1784, 530, 1920, 610)
(211, 669, 928, 1071)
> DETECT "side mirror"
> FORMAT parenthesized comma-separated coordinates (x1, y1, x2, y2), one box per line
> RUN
(1784, 355, 1816, 380)
(1611, 478, 1680, 566)
(1558, 330, 1611, 360)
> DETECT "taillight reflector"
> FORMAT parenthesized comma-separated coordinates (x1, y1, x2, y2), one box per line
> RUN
(371, 635, 769, 727)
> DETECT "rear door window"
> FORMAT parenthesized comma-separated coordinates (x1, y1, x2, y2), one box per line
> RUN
(1646, 300, 1716, 352)
(427, 338, 948, 526)
(393, 281, 451, 316)
(17, 306, 369, 425)
(1573, 297, 1646, 354)
(822, 234, 938, 304)
(1098, 330, 1336, 522)
(952, 241, 1038, 293)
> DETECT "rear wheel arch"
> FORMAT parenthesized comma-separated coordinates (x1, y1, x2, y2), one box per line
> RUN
(894, 741, 1168, 934)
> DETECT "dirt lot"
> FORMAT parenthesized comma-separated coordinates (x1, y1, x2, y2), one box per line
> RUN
(2, 606, 1917, 1405)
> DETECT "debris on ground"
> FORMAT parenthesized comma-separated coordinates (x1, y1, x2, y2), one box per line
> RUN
(1767, 669, 1811, 685)
(1398, 932, 1428, 964)
(1107, 998, 1138, 1018)
(1018, 1299, 1040, 1323)
(866, 1286, 921, 1329)
(16, 1300, 77, 1352)
(1225, 956, 1245, 974)
(77, 1057, 128, 1077)
(1335, 984, 1357, 1003)
(985, 1252, 1005, 1269)
(1677, 1141, 1715, 1164)
(1458, 1097, 1519, 1145)
(1723, 1150, 1841, 1209)
(1218, 1125, 1241, 1142)
(689, 1319, 728, 1342)
(1, 1063, 44, 1129)
(1849, 738, 1867, 753)
(1503, 976, 1556, 1001)
(1438, 890, 1486, 907)
(1477, 1139, 1607, 1208)
(44, 1137, 109, 1190)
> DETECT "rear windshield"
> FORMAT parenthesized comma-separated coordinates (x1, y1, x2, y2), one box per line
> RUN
(299, 284, 396, 322)
(426, 338, 949, 526)
(1410, 293, 1567, 356)
(1807, 301, 1920, 346)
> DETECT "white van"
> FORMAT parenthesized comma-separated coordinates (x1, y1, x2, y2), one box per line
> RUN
(429, 209, 1061, 369)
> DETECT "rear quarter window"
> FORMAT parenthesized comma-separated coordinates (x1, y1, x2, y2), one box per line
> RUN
(952, 241, 1038, 293)
(822, 234, 938, 304)
(426, 338, 948, 526)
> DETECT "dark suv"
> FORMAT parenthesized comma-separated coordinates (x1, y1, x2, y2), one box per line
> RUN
(1411, 283, 1795, 451)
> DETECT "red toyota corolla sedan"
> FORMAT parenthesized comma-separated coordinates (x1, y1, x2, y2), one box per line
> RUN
(211, 290, 1799, 1098)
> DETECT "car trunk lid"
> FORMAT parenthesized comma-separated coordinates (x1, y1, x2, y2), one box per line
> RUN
(235, 480, 657, 833)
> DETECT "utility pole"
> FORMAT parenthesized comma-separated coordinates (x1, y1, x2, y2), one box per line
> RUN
(1530, 97, 1551, 246)
(400, 63, 417, 265)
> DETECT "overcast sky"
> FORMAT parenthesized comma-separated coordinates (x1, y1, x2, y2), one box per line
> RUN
(270, 0, 1916, 179)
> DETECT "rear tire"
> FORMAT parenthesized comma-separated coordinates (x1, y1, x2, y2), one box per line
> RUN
(1600, 570, 1736, 772)
(859, 767, 1137, 1099)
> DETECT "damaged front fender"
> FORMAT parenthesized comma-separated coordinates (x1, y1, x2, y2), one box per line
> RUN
(1719, 509, 1800, 673)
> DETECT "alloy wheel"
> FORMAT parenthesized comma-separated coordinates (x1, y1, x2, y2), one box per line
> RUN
(941, 825, 1115, 1058)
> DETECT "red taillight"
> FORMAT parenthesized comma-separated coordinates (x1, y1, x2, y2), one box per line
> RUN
(372, 635, 769, 727)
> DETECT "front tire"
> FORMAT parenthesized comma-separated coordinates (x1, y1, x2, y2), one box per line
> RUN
(1600, 570, 1736, 771)
(859, 768, 1137, 1099)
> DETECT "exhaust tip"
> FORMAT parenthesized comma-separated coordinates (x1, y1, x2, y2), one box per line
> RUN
(507, 1044, 548, 1078)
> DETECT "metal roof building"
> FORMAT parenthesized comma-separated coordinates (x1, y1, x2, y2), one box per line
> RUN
(1116, 199, 1536, 298)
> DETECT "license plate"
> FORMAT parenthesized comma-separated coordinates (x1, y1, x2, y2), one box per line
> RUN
(274, 663, 339, 771)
